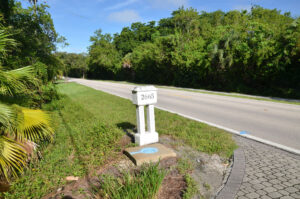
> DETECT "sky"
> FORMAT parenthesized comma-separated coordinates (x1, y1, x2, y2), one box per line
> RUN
(27, 0, 300, 53)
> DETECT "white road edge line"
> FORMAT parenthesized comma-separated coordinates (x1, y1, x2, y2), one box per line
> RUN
(156, 106, 300, 155)
(74, 81, 300, 155)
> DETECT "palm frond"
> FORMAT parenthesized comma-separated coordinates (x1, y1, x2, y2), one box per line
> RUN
(0, 136, 26, 181)
(0, 29, 17, 59)
(0, 69, 26, 96)
(0, 103, 13, 130)
(0, 66, 38, 96)
(15, 107, 54, 142)
(6, 65, 38, 86)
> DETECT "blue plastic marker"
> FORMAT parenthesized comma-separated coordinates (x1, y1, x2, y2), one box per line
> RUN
(240, 131, 249, 135)
(130, 147, 159, 155)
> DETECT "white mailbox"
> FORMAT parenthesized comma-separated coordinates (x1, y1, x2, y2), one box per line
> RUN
(132, 86, 157, 105)
(132, 86, 159, 146)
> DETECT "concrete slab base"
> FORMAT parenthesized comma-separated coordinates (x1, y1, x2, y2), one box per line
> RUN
(134, 132, 159, 146)
(124, 143, 177, 166)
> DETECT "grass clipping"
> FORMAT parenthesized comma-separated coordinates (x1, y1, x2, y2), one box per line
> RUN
(98, 163, 166, 199)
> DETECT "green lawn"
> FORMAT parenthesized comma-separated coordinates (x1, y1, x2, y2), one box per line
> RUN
(4, 82, 236, 198)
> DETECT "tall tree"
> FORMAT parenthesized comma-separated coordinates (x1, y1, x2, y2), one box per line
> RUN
(88, 29, 121, 79)
(2, 1, 65, 80)
(28, 0, 38, 15)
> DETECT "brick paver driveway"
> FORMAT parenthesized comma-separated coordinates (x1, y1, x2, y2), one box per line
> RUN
(235, 136, 300, 199)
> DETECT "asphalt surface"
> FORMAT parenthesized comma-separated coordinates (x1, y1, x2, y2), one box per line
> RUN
(69, 78, 300, 151)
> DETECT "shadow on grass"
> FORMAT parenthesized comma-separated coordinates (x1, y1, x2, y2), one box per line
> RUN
(117, 122, 135, 130)
(117, 122, 136, 142)
(58, 110, 97, 191)
(59, 110, 88, 175)
(62, 196, 74, 199)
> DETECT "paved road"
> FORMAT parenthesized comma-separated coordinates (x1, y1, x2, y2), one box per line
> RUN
(69, 78, 300, 151)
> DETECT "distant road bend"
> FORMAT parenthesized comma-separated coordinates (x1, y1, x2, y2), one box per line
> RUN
(70, 78, 300, 152)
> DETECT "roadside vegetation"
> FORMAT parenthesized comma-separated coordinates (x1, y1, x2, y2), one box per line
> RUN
(3, 84, 124, 198)
(3, 82, 236, 198)
(0, 64, 54, 181)
(98, 163, 166, 199)
(0, 0, 66, 189)
(79, 6, 300, 99)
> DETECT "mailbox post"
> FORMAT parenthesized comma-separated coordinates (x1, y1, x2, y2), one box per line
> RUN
(132, 86, 159, 146)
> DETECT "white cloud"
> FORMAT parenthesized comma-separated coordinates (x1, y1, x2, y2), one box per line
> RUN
(105, 0, 139, 10)
(108, 10, 141, 23)
(150, 0, 188, 9)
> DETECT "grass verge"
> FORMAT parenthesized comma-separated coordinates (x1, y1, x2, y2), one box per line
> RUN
(3, 82, 236, 198)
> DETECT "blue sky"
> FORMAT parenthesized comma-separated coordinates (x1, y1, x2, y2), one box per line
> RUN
(29, 0, 300, 53)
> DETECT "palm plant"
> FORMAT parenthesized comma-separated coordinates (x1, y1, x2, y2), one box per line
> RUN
(0, 25, 54, 181)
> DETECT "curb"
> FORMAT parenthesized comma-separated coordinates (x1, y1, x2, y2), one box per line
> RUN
(215, 147, 245, 199)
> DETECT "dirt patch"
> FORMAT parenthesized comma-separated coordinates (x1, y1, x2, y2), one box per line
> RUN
(118, 134, 133, 149)
(156, 157, 185, 199)
(43, 157, 186, 199)
(157, 166, 186, 199)
(43, 158, 130, 199)
(160, 135, 231, 199)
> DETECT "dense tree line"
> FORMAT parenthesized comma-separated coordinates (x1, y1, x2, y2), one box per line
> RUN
(88, 6, 300, 98)
(55, 52, 88, 78)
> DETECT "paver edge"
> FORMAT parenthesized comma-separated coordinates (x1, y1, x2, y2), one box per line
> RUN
(215, 146, 245, 199)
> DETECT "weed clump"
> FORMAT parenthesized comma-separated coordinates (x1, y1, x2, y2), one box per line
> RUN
(99, 163, 166, 199)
